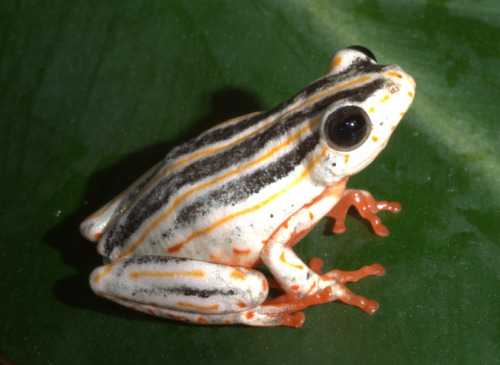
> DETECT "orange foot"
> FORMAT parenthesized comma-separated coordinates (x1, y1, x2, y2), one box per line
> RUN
(322, 263, 385, 314)
(309, 258, 385, 314)
(259, 287, 334, 327)
(256, 259, 385, 327)
(326, 189, 401, 236)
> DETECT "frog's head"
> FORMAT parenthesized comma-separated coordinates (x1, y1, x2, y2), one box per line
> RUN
(317, 46, 415, 181)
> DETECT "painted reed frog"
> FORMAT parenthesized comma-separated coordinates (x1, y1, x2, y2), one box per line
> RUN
(81, 46, 415, 327)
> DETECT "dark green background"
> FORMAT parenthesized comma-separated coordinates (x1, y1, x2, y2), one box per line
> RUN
(1, 0, 499, 364)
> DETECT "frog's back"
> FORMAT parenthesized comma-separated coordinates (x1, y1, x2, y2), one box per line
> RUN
(83, 53, 395, 264)
(96, 102, 325, 262)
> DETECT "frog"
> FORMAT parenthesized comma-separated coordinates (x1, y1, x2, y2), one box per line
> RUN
(80, 46, 415, 327)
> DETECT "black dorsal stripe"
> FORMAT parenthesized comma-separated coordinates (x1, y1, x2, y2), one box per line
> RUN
(168, 112, 268, 159)
(166, 132, 320, 236)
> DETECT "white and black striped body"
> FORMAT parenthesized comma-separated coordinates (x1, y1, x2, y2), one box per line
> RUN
(81, 47, 415, 327)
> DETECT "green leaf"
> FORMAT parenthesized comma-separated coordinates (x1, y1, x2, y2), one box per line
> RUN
(1, 0, 498, 364)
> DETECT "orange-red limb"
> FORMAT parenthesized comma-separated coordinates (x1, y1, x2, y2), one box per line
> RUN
(326, 189, 401, 236)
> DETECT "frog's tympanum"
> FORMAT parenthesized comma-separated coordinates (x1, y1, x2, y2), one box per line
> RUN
(81, 46, 415, 327)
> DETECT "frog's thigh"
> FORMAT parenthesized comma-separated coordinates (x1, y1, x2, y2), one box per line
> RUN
(90, 255, 268, 316)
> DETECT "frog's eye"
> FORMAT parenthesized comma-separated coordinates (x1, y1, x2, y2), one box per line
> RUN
(323, 106, 371, 151)
(347, 45, 377, 62)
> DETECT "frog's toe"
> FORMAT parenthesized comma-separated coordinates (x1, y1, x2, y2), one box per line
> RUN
(320, 263, 384, 314)
(281, 311, 306, 328)
(308, 257, 324, 275)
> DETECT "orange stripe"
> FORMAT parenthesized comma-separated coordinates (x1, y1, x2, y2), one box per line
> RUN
(128, 269, 205, 279)
(387, 71, 402, 78)
(167, 146, 329, 254)
(328, 56, 342, 73)
(233, 248, 251, 255)
(177, 302, 219, 311)
(286, 76, 371, 116)
(230, 269, 246, 280)
(306, 281, 316, 295)
(369, 94, 390, 113)
(280, 252, 304, 270)
(163, 120, 272, 176)
(92, 263, 115, 283)
(116, 119, 322, 259)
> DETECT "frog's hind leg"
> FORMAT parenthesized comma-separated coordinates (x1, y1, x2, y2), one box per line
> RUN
(105, 293, 313, 327)
(90, 254, 327, 327)
(80, 162, 161, 242)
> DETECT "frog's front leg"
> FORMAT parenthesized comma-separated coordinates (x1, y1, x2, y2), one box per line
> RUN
(90, 255, 310, 327)
(261, 184, 385, 315)
(327, 189, 401, 236)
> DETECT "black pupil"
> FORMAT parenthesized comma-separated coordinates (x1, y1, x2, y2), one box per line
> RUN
(325, 106, 369, 150)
